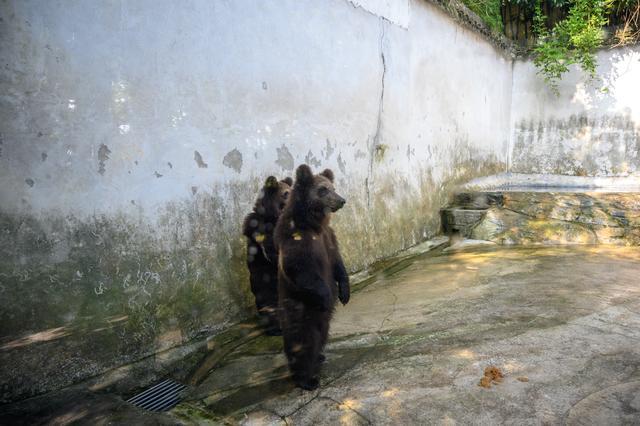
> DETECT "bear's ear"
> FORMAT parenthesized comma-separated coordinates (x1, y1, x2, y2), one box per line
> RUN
(320, 169, 334, 183)
(264, 176, 279, 191)
(281, 177, 293, 186)
(295, 164, 314, 186)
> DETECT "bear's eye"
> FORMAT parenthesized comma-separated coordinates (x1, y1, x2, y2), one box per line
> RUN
(318, 187, 328, 197)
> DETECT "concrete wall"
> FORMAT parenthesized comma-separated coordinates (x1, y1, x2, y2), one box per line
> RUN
(510, 46, 640, 176)
(0, 0, 511, 401)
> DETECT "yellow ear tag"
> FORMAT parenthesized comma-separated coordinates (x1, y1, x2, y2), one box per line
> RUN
(255, 234, 265, 243)
(292, 231, 302, 241)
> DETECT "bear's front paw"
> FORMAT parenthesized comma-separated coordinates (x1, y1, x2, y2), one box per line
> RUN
(338, 282, 350, 305)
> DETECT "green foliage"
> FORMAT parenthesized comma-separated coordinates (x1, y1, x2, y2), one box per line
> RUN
(510, 0, 571, 6)
(532, 0, 609, 93)
(460, 0, 505, 33)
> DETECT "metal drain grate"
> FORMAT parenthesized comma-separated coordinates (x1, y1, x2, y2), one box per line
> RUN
(127, 379, 187, 412)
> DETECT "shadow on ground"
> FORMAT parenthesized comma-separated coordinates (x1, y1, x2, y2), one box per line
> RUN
(2, 245, 640, 424)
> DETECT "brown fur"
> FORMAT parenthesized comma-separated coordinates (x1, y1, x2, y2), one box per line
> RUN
(242, 176, 292, 335)
(275, 164, 349, 390)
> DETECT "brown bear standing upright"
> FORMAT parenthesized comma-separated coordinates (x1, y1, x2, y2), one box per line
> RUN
(242, 176, 292, 335)
(275, 164, 350, 390)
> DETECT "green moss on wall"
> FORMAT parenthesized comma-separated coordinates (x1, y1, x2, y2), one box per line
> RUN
(0, 149, 505, 402)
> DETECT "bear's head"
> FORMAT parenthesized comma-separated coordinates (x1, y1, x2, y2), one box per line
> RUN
(289, 164, 345, 229)
(254, 176, 293, 219)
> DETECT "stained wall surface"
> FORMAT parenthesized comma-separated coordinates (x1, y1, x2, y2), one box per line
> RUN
(510, 46, 640, 176)
(0, 0, 512, 401)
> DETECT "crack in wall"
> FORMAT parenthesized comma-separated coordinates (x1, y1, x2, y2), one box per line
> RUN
(366, 18, 387, 209)
(343, 0, 406, 28)
(506, 59, 516, 172)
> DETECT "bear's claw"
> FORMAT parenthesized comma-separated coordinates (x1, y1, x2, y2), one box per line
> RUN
(339, 283, 350, 305)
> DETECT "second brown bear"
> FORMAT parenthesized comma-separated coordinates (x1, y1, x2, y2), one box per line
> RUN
(275, 164, 350, 390)
(243, 176, 292, 335)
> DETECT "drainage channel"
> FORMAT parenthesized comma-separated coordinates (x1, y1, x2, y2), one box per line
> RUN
(127, 379, 187, 412)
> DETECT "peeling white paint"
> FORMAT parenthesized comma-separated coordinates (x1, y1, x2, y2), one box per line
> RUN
(3, 0, 511, 220)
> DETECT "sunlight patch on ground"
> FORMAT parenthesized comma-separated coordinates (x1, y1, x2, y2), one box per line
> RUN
(454, 349, 476, 360)
(52, 409, 88, 426)
(0, 326, 70, 350)
(381, 387, 400, 398)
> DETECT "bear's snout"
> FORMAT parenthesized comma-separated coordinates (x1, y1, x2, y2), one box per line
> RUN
(331, 195, 346, 212)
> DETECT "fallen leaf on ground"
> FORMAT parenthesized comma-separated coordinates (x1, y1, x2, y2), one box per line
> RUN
(479, 376, 492, 388)
(478, 366, 504, 388)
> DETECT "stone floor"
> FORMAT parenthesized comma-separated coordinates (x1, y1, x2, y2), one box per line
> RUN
(176, 245, 640, 425)
(2, 244, 640, 425)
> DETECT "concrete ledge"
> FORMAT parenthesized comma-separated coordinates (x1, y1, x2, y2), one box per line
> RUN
(461, 172, 640, 192)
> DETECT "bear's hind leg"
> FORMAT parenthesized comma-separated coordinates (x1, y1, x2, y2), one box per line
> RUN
(309, 311, 331, 379)
(252, 265, 282, 335)
(288, 317, 321, 391)
(263, 271, 282, 336)
(316, 310, 331, 365)
(264, 308, 282, 336)
(281, 303, 315, 389)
